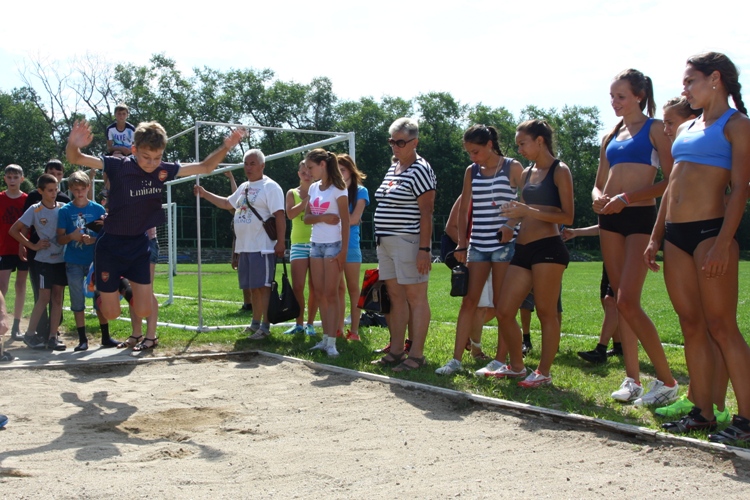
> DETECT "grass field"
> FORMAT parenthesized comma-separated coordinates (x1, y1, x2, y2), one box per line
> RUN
(7, 261, 750, 437)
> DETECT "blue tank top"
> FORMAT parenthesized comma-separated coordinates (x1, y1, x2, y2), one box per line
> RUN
(671, 108, 735, 170)
(521, 160, 562, 209)
(605, 118, 658, 168)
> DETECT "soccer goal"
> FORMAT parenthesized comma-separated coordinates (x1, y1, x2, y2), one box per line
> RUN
(161, 120, 355, 332)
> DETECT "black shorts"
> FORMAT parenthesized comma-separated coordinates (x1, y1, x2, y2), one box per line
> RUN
(664, 218, 730, 257)
(598, 206, 657, 237)
(511, 236, 570, 270)
(37, 261, 67, 289)
(94, 232, 151, 293)
(600, 264, 614, 299)
(0, 254, 29, 272)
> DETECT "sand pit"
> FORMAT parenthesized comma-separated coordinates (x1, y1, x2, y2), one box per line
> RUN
(0, 353, 749, 498)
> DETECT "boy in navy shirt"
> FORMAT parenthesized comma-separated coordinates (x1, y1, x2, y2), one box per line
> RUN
(66, 120, 245, 350)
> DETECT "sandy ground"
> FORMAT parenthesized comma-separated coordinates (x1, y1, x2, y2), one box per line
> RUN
(0, 352, 748, 499)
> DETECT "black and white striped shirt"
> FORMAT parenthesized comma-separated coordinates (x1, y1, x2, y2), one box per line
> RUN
(374, 155, 436, 236)
(469, 158, 517, 252)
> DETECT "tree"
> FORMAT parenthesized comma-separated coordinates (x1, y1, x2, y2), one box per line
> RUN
(0, 88, 59, 188)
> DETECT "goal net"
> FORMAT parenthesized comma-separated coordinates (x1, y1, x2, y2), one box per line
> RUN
(163, 120, 355, 332)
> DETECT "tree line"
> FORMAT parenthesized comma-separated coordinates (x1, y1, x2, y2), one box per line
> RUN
(2, 53, 747, 251)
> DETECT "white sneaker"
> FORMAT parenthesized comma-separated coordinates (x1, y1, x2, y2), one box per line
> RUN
(611, 377, 644, 402)
(309, 339, 328, 352)
(492, 364, 528, 379)
(435, 358, 462, 375)
(323, 344, 339, 358)
(474, 359, 506, 377)
(633, 380, 679, 407)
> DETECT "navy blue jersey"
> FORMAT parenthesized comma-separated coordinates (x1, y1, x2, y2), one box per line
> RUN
(102, 155, 180, 236)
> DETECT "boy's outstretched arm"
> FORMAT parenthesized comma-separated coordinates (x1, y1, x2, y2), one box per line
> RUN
(179, 128, 247, 177)
(67, 121, 104, 170)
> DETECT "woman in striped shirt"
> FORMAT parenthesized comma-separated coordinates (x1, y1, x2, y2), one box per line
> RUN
(435, 125, 524, 376)
(371, 117, 436, 372)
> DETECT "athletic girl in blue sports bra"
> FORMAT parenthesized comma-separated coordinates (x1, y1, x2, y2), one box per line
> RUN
(592, 69, 679, 407)
(645, 53, 750, 445)
(492, 119, 574, 388)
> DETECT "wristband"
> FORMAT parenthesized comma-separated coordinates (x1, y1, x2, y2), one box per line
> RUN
(616, 194, 629, 205)
(623, 192, 630, 204)
(454, 247, 467, 252)
(502, 223, 515, 231)
(419, 247, 431, 252)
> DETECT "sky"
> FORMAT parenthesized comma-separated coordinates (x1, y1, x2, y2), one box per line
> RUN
(2, 0, 749, 136)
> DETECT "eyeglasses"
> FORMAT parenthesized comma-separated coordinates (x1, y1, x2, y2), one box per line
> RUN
(387, 138, 416, 148)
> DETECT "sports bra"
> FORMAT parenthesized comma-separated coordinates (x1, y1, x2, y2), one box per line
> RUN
(671, 108, 735, 170)
(521, 159, 561, 209)
(605, 118, 659, 168)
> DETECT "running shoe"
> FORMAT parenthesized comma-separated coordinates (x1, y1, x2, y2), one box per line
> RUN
(309, 339, 328, 352)
(522, 339, 532, 356)
(518, 370, 552, 388)
(323, 344, 339, 358)
(345, 330, 361, 342)
(492, 364, 528, 379)
(0, 414, 7, 429)
(435, 358, 463, 376)
(577, 347, 607, 364)
(474, 359, 507, 377)
(10, 329, 24, 342)
(709, 415, 750, 445)
(607, 345, 623, 357)
(47, 337, 66, 351)
(248, 329, 270, 340)
(23, 333, 46, 350)
(611, 377, 644, 402)
(374, 339, 412, 354)
(633, 380, 679, 407)
(655, 394, 693, 418)
(715, 405, 731, 424)
(662, 407, 717, 434)
(305, 324, 316, 336)
(283, 324, 304, 335)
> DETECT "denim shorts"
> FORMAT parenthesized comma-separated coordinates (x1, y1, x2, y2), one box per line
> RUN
(310, 241, 342, 259)
(467, 243, 515, 263)
(66, 262, 90, 312)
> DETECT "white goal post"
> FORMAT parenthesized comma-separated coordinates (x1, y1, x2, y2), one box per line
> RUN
(163, 121, 355, 332)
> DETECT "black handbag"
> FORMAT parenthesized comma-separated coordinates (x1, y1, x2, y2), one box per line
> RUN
(360, 274, 391, 314)
(450, 263, 469, 297)
(266, 258, 300, 324)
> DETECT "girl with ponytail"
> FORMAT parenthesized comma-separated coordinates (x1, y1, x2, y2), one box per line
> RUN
(435, 124, 524, 376)
(593, 68, 678, 406)
(304, 148, 349, 358)
(491, 119, 574, 387)
(645, 52, 750, 444)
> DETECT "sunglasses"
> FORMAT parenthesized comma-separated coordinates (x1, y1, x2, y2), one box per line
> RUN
(387, 138, 416, 148)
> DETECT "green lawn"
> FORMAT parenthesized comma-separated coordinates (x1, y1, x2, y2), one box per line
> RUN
(7, 261, 750, 437)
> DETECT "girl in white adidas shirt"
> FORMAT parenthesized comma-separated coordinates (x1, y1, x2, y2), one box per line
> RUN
(304, 148, 349, 357)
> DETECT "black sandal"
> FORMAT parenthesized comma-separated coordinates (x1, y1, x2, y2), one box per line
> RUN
(133, 337, 158, 352)
(117, 335, 142, 349)
(392, 355, 427, 372)
(371, 350, 407, 366)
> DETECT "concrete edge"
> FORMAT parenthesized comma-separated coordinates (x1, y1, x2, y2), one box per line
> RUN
(2, 348, 749, 462)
